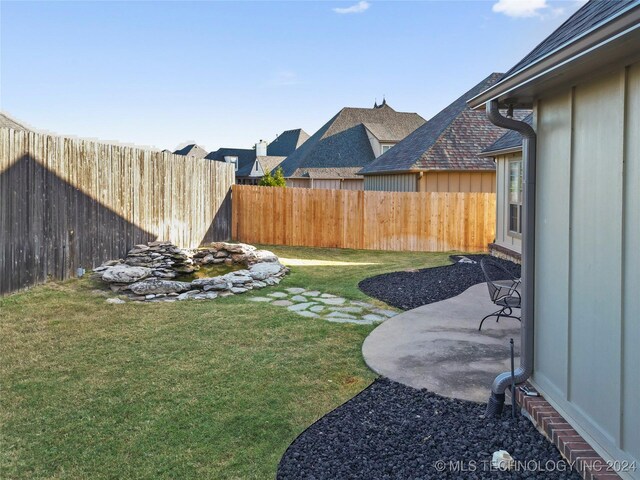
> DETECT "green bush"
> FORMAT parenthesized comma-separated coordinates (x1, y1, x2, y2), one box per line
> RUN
(259, 166, 286, 187)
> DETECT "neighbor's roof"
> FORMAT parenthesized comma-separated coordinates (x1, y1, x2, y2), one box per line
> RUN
(279, 103, 425, 178)
(505, 0, 637, 78)
(257, 156, 286, 175)
(267, 129, 310, 156)
(481, 114, 534, 156)
(0, 112, 29, 131)
(361, 73, 530, 174)
(206, 148, 257, 176)
(173, 144, 208, 159)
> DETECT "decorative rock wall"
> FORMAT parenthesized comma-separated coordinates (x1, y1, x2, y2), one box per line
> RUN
(94, 241, 288, 302)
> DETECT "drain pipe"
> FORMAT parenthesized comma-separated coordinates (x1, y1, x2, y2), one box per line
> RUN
(485, 100, 536, 416)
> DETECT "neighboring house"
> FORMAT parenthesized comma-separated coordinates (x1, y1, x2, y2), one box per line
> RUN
(173, 144, 208, 159)
(278, 101, 425, 190)
(360, 73, 528, 192)
(206, 129, 308, 185)
(479, 113, 533, 263)
(468, 0, 639, 476)
(0, 112, 29, 131)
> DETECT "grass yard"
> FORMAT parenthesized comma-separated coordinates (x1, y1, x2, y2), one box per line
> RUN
(0, 246, 453, 479)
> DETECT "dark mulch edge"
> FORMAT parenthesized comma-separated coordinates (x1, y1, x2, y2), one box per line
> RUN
(277, 378, 579, 480)
(358, 254, 521, 310)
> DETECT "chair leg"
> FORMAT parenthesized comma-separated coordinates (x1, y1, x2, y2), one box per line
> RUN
(479, 307, 521, 331)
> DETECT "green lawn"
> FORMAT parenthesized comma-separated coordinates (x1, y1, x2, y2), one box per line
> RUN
(0, 246, 453, 479)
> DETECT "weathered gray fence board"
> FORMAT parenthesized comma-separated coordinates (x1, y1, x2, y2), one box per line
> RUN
(0, 128, 234, 296)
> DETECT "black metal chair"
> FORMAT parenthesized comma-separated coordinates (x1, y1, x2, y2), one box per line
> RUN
(479, 258, 521, 331)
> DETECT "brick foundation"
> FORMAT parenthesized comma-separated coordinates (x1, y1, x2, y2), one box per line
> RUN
(515, 385, 621, 479)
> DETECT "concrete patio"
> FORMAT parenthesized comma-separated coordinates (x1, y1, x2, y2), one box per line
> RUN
(362, 283, 520, 403)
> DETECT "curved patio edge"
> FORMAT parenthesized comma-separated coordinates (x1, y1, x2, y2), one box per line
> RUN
(362, 283, 521, 403)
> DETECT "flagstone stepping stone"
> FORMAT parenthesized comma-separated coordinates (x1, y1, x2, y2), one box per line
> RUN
(296, 310, 319, 318)
(268, 292, 289, 298)
(373, 308, 397, 318)
(286, 288, 306, 294)
(320, 293, 337, 298)
(291, 295, 308, 302)
(250, 297, 273, 302)
(363, 313, 385, 322)
(301, 290, 321, 297)
(329, 306, 363, 314)
(352, 300, 376, 308)
(327, 311, 358, 320)
(318, 297, 346, 305)
(309, 305, 326, 313)
(273, 300, 293, 307)
(325, 317, 355, 324)
(288, 302, 317, 312)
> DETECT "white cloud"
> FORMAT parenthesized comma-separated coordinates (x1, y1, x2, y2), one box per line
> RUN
(269, 70, 299, 87)
(492, 0, 550, 18)
(333, 1, 370, 14)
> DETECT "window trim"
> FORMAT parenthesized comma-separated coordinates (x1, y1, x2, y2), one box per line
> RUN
(508, 159, 523, 237)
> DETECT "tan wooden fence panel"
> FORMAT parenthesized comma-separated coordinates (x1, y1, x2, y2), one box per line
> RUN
(232, 185, 495, 252)
(0, 128, 234, 296)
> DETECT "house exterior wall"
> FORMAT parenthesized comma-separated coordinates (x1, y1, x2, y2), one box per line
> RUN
(419, 171, 495, 193)
(532, 62, 639, 474)
(494, 153, 522, 255)
(285, 178, 364, 190)
(364, 174, 418, 192)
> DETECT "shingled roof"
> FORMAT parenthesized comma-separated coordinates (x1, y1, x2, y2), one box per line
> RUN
(481, 114, 534, 156)
(0, 112, 29, 131)
(360, 73, 531, 175)
(206, 148, 258, 176)
(173, 144, 208, 159)
(504, 0, 638, 78)
(279, 104, 425, 178)
(267, 129, 309, 156)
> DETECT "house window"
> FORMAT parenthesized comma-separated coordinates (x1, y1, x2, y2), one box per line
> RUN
(224, 155, 239, 172)
(508, 160, 523, 235)
(381, 144, 393, 154)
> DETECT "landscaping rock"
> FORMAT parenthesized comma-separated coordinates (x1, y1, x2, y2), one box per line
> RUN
(291, 295, 308, 302)
(129, 278, 192, 295)
(286, 288, 306, 294)
(268, 292, 289, 298)
(250, 297, 273, 302)
(105, 298, 126, 304)
(318, 297, 346, 305)
(296, 311, 319, 318)
(101, 265, 152, 283)
(326, 311, 357, 320)
(272, 300, 293, 307)
(98, 240, 288, 303)
(288, 302, 316, 312)
(277, 378, 579, 480)
(362, 314, 384, 322)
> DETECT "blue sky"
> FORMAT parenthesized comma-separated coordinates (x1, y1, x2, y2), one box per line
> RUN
(1, 0, 583, 151)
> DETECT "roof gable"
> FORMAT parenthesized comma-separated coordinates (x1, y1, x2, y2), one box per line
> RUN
(279, 104, 425, 178)
(361, 73, 516, 174)
(267, 129, 310, 156)
(173, 144, 208, 158)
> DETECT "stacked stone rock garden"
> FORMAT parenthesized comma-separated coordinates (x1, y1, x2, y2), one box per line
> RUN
(94, 241, 288, 303)
(249, 288, 397, 325)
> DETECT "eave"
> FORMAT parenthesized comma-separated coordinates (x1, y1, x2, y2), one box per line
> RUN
(468, 4, 640, 109)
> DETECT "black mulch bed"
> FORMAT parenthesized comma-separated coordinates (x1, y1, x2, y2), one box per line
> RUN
(358, 255, 521, 310)
(278, 378, 579, 480)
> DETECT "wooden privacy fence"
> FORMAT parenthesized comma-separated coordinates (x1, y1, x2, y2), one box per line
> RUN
(0, 128, 234, 295)
(232, 185, 496, 252)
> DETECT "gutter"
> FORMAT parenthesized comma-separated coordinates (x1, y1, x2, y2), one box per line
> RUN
(485, 100, 536, 416)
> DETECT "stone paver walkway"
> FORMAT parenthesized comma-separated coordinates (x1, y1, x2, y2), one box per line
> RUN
(250, 287, 397, 325)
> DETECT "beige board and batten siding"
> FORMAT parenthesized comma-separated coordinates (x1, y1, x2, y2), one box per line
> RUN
(364, 171, 495, 193)
(285, 178, 364, 190)
(494, 154, 522, 254)
(532, 63, 639, 474)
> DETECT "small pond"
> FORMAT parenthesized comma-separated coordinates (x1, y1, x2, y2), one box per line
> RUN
(175, 263, 245, 282)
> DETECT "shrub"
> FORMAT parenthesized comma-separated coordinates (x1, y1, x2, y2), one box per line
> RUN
(259, 166, 286, 187)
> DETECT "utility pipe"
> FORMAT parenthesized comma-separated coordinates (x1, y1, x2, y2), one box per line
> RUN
(485, 100, 537, 416)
